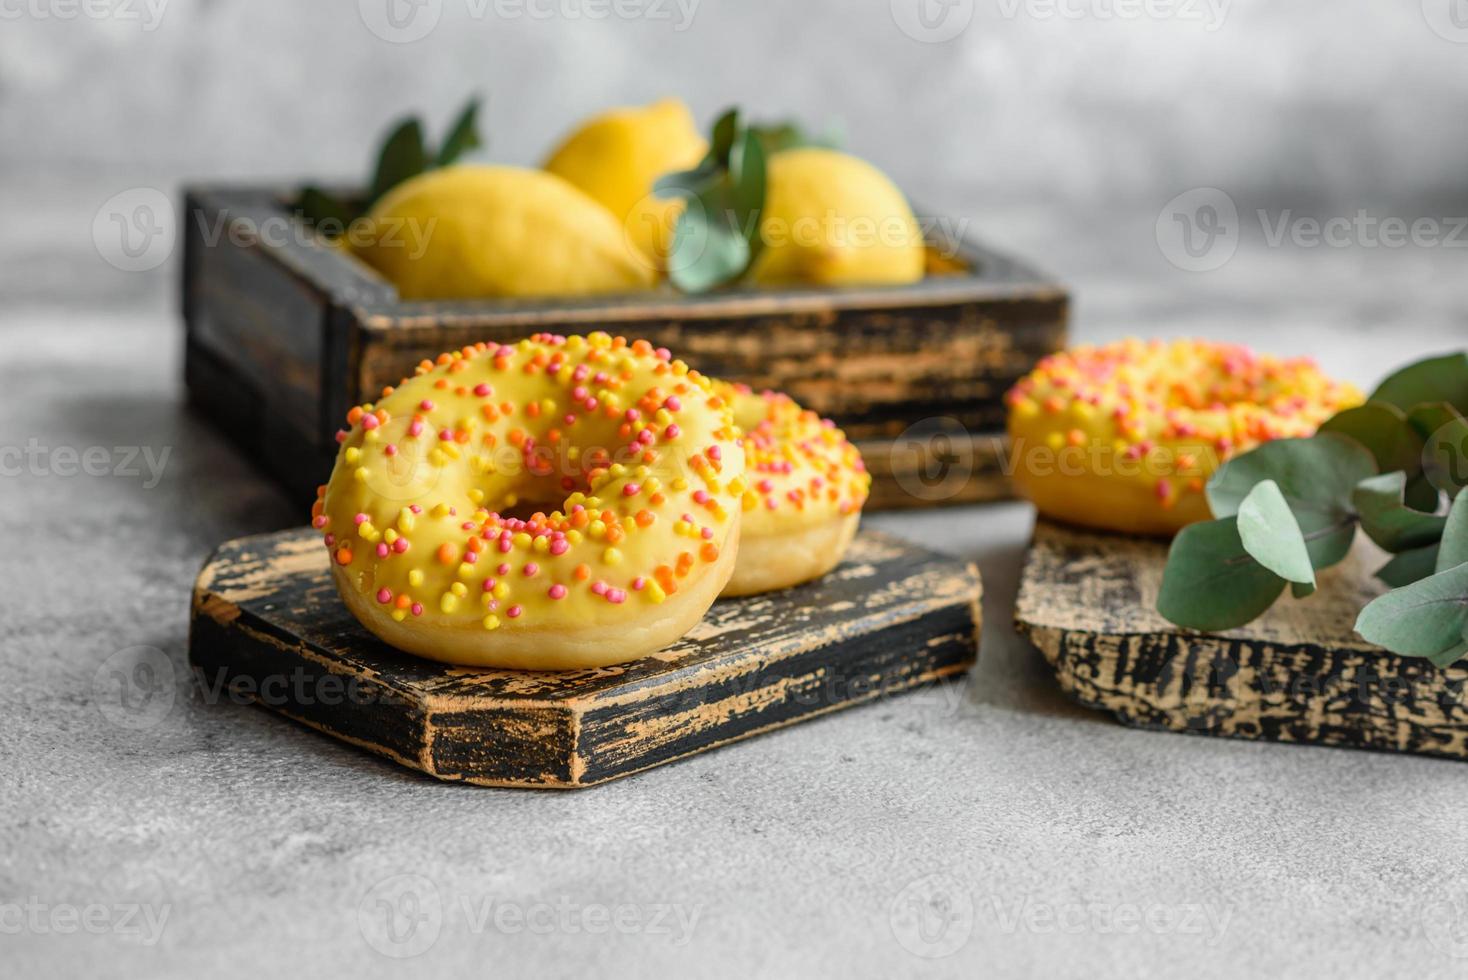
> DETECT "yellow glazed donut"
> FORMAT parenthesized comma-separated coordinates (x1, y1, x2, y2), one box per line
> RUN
(720, 385, 872, 596)
(1006, 338, 1362, 536)
(313, 333, 745, 670)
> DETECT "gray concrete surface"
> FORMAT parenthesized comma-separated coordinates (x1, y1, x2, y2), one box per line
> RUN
(3, 182, 1468, 978)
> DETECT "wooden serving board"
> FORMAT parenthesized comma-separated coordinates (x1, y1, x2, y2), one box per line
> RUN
(1015, 521, 1468, 760)
(189, 528, 981, 788)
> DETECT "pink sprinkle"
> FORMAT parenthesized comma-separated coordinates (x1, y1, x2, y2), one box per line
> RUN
(1155, 479, 1173, 500)
(482, 578, 497, 592)
(473, 384, 492, 397)
(498, 538, 513, 553)
(408, 420, 424, 437)
(497, 563, 511, 576)
(361, 414, 379, 430)
(591, 581, 608, 596)
(324, 533, 336, 547)
(439, 429, 453, 441)
(637, 429, 654, 445)
(312, 515, 328, 529)
(335, 430, 348, 444)
(632, 576, 647, 591)
(708, 445, 721, 461)
(376, 588, 392, 604)
(411, 603, 423, 617)
(573, 365, 589, 382)
(606, 589, 627, 604)
(664, 424, 680, 439)
(384, 444, 398, 457)
(507, 605, 523, 619)
(419, 399, 435, 411)
(701, 527, 714, 539)
(392, 538, 409, 554)
(523, 563, 539, 577)
(410, 504, 423, 513)
(550, 539, 569, 556)
(625, 408, 641, 422)
(564, 414, 578, 426)
(496, 345, 514, 358)
(693, 490, 710, 504)
(623, 483, 641, 497)
(573, 386, 589, 401)
(548, 584, 567, 600)
(376, 543, 389, 558)
(464, 550, 478, 564)
(664, 395, 682, 411)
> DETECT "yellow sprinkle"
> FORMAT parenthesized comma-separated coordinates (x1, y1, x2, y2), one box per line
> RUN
(493, 581, 509, 600)
(391, 609, 407, 622)
(645, 582, 666, 604)
(440, 594, 458, 614)
(672, 477, 689, 491)
(429, 448, 447, 467)
(603, 547, 623, 565)
(589, 520, 607, 539)
(384, 528, 398, 545)
(353, 467, 368, 482)
(440, 443, 461, 460)
(674, 521, 691, 536)
(566, 529, 583, 545)
(1045, 432, 1065, 451)
(457, 562, 475, 578)
(344, 447, 361, 463)
(398, 509, 416, 532)
(468, 488, 485, 505)
(482, 615, 500, 630)
(450, 582, 467, 597)
(431, 503, 451, 517)
(513, 532, 532, 549)
(533, 536, 550, 554)
(408, 570, 424, 587)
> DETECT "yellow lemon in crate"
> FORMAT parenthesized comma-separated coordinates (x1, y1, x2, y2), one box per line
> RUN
(543, 98, 708, 270)
(351, 165, 656, 300)
(750, 148, 925, 287)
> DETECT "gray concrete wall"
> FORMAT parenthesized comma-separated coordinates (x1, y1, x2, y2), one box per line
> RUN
(4, 0, 1467, 207)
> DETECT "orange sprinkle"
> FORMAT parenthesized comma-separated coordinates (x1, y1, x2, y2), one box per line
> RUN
(436, 543, 458, 565)
(700, 543, 720, 563)
(573, 563, 591, 581)
(335, 547, 353, 565)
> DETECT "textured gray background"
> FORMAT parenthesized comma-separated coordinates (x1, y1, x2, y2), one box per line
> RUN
(5, 3, 1468, 978)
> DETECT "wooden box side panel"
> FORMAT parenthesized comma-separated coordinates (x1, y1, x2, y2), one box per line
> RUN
(424, 706, 578, 787)
(352, 296, 1067, 441)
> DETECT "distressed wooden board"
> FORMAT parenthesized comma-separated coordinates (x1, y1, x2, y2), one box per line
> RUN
(1014, 521, 1468, 760)
(189, 528, 982, 788)
(181, 185, 1066, 509)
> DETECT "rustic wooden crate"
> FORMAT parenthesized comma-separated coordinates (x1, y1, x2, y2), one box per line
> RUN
(181, 185, 1067, 509)
(1014, 520, 1468, 761)
(189, 527, 982, 788)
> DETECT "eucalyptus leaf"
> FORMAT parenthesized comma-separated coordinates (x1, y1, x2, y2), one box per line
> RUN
(708, 108, 739, 164)
(1156, 517, 1287, 631)
(296, 185, 360, 234)
(1206, 434, 1376, 569)
(1237, 480, 1316, 586)
(1438, 492, 1468, 573)
(653, 163, 720, 199)
(368, 117, 428, 206)
(1353, 471, 1447, 552)
(1407, 402, 1464, 441)
(1318, 402, 1423, 476)
(1420, 408, 1468, 500)
(436, 97, 483, 167)
(1428, 638, 1468, 669)
(749, 120, 844, 155)
(1378, 544, 1441, 587)
(1369, 352, 1468, 414)
(1291, 580, 1317, 599)
(1355, 561, 1468, 661)
(1406, 474, 1443, 513)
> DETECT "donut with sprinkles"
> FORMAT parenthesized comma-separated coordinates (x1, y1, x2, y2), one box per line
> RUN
(719, 384, 871, 596)
(1005, 338, 1362, 535)
(314, 332, 745, 669)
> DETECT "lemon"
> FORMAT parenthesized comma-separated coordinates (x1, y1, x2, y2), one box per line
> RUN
(749, 148, 924, 287)
(543, 98, 708, 270)
(350, 165, 656, 300)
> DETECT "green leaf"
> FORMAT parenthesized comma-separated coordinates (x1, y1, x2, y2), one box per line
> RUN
(1237, 480, 1316, 586)
(296, 185, 360, 233)
(1438, 491, 1468, 573)
(1318, 402, 1424, 477)
(1291, 580, 1317, 599)
(1377, 544, 1440, 587)
(1427, 638, 1468, 669)
(708, 108, 739, 165)
(1206, 434, 1376, 569)
(666, 198, 750, 293)
(1405, 475, 1443, 513)
(1355, 561, 1468, 661)
(1369, 352, 1468, 415)
(435, 97, 483, 167)
(1419, 407, 1468, 501)
(748, 120, 844, 155)
(1407, 402, 1463, 441)
(654, 163, 720, 199)
(1353, 471, 1447, 552)
(1157, 517, 1287, 631)
(368, 117, 428, 206)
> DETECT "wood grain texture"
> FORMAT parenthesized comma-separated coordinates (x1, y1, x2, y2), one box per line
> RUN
(1014, 520, 1468, 760)
(189, 528, 982, 788)
(180, 185, 1068, 508)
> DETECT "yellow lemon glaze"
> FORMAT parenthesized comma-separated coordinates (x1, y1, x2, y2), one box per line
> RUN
(1006, 338, 1363, 536)
(720, 385, 872, 596)
(350, 166, 656, 300)
(314, 333, 745, 669)
(543, 97, 708, 270)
